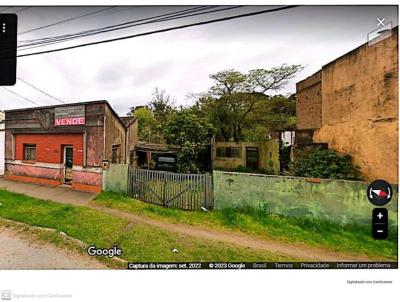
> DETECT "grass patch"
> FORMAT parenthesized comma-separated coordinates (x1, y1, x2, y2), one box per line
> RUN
(0, 189, 126, 247)
(116, 223, 294, 262)
(0, 189, 297, 262)
(93, 191, 398, 260)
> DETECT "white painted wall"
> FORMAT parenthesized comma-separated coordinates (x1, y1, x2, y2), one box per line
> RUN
(0, 111, 4, 175)
(281, 131, 295, 146)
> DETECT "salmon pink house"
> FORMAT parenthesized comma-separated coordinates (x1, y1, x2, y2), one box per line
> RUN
(4, 100, 137, 192)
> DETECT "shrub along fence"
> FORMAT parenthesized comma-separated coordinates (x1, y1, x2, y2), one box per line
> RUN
(213, 170, 398, 226)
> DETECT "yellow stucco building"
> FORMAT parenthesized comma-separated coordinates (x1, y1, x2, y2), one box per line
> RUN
(211, 140, 280, 174)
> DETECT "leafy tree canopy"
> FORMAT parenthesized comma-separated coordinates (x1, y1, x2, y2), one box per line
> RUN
(129, 88, 176, 143)
(163, 110, 215, 146)
(128, 64, 302, 172)
(202, 64, 302, 141)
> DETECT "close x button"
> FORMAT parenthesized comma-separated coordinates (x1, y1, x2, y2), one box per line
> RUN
(372, 208, 388, 239)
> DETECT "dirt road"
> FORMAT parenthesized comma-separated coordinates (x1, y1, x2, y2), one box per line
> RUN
(0, 226, 106, 269)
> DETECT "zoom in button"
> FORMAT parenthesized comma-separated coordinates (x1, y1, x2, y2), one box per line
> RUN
(372, 208, 388, 240)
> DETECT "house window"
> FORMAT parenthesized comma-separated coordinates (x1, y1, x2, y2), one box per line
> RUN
(24, 144, 36, 161)
(111, 145, 121, 163)
(216, 147, 241, 158)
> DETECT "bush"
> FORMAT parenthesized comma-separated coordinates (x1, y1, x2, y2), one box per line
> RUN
(289, 147, 361, 180)
(176, 141, 199, 173)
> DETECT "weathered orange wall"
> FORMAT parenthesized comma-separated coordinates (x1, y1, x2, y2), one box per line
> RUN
(296, 71, 322, 130)
(104, 105, 127, 163)
(313, 29, 398, 183)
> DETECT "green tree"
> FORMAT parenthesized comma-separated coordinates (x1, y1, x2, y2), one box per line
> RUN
(242, 94, 296, 141)
(163, 110, 215, 173)
(133, 107, 161, 142)
(164, 110, 215, 145)
(128, 88, 176, 143)
(209, 69, 248, 96)
(196, 95, 234, 142)
(201, 64, 302, 141)
(149, 87, 176, 124)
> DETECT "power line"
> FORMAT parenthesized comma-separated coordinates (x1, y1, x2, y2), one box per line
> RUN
(17, 5, 238, 52)
(17, 6, 299, 58)
(17, 77, 65, 104)
(14, 7, 32, 14)
(2, 87, 40, 106)
(18, 5, 219, 47)
(12, 6, 223, 54)
(0, 6, 218, 57)
(18, 6, 116, 35)
(0, 7, 14, 13)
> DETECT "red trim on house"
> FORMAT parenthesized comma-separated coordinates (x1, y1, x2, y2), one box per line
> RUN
(5, 174, 61, 186)
(72, 182, 102, 193)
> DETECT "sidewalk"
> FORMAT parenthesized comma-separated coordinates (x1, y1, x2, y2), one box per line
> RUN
(0, 177, 95, 206)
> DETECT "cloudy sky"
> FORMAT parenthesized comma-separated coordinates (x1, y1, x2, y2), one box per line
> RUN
(0, 5, 398, 115)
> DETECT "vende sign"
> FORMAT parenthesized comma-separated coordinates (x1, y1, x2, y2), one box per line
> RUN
(54, 105, 85, 126)
(55, 116, 85, 126)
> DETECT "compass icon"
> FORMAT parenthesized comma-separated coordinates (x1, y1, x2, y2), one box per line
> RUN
(367, 180, 393, 206)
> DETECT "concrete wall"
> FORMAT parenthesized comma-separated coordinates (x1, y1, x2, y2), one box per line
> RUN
(5, 163, 62, 185)
(72, 169, 102, 187)
(103, 163, 128, 194)
(212, 141, 243, 170)
(104, 105, 127, 163)
(213, 170, 398, 225)
(296, 27, 398, 183)
(212, 140, 280, 173)
(296, 71, 322, 130)
(84, 103, 105, 167)
(314, 28, 398, 183)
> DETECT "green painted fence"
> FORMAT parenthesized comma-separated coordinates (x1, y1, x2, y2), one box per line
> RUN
(103, 164, 129, 194)
(213, 170, 398, 226)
